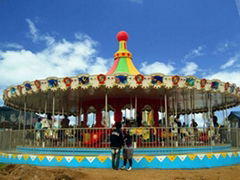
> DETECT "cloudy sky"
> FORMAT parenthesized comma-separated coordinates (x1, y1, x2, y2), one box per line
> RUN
(1, 0, 240, 120)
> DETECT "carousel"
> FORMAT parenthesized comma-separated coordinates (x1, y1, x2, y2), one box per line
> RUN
(1, 31, 240, 169)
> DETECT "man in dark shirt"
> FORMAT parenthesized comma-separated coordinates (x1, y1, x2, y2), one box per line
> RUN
(137, 112, 142, 127)
(175, 115, 182, 128)
(61, 115, 70, 128)
(110, 122, 123, 170)
(60, 115, 70, 142)
(213, 115, 219, 128)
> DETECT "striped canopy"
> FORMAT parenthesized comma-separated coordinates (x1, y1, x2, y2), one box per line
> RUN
(107, 31, 140, 75)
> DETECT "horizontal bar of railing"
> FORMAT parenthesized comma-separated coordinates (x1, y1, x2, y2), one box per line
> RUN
(0, 127, 239, 154)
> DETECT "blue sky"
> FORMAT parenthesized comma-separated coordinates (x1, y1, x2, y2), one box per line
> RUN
(0, 0, 240, 122)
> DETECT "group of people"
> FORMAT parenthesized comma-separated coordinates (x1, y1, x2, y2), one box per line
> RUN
(34, 114, 70, 130)
(170, 115, 198, 129)
(110, 122, 133, 171)
(34, 114, 70, 140)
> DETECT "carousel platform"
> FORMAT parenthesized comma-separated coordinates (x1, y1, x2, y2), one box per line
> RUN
(1, 145, 240, 169)
(16, 145, 232, 155)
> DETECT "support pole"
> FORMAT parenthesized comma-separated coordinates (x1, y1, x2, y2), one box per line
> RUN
(209, 93, 213, 127)
(160, 97, 163, 126)
(193, 90, 196, 121)
(62, 107, 64, 117)
(190, 90, 193, 123)
(171, 96, 175, 119)
(182, 90, 187, 125)
(52, 94, 55, 126)
(130, 96, 133, 120)
(79, 104, 82, 126)
(23, 101, 27, 131)
(30, 112, 33, 130)
(23, 101, 27, 143)
(202, 93, 206, 128)
(45, 100, 47, 117)
(18, 110, 22, 130)
(105, 90, 109, 127)
(207, 93, 212, 127)
(75, 113, 77, 126)
(175, 90, 178, 117)
(164, 93, 168, 127)
(96, 106, 103, 127)
(224, 95, 228, 123)
(205, 92, 209, 127)
(135, 95, 137, 121)
(76, 98, 79, 126)
(83, 110, 88, 127)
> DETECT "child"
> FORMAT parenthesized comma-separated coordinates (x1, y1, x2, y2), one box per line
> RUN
(121, 130, 133, 171)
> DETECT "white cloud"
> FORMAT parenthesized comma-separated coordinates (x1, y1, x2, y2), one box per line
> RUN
(140, 61, 174, 75)
(0, 38, 102, 87)
(220, 54, 240, 69)
(0, 43, 23, 50)
(180, 62, 198, 75)
(26, 18, 55, 45)
(88, 57, 110, 74)
(217, 42, 230, 53)
(214, 41, 237, 54)
(206, 71, 240, 86)
(183, 46, 204, 60)
(0, 19, 111, 102)
(26, 18, 38, 42)
(235, 0, 240, 17)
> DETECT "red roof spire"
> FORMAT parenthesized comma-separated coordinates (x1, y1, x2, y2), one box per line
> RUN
(117, 31, 128, 41)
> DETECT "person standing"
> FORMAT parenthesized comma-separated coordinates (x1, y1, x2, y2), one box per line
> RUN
(121, 130, 133, 171)
(213, 115, 219, 128)
(34, 118, 42, 140)
(60, 115, 70, 144)
(137, 112, 142, 127)
(110, 122, 123, 170)
(41, 114, 51, 129)
(35, 118, 42, 130)
(191, 119, 198, 128)
(61, 115, 70, 128)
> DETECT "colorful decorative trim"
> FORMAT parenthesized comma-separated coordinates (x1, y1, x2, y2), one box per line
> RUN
(0, 151, 239, 169)
(34, 80, 41, 90)
(172, 75, 180, 86)
(97, 74, 106, 85)
(16, 145, 232, 155)
(200, 79, 207, 88)
(135, 74, 144, 85)
(4, 75, 240, 97)
(3, 73, 240, 112)
(63, 77, 73, 87)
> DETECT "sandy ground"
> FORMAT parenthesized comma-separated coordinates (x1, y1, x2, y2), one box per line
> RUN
(0, 164, 240, 180)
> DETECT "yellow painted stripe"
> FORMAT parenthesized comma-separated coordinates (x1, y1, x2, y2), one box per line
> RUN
(126, 58, 140, 75)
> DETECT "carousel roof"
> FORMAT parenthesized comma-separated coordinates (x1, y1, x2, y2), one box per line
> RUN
(3, 31, 240, 115)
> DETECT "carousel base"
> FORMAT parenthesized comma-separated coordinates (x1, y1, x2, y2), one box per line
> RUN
(0, 145, 240, 169)
(16, 145, 232, 155)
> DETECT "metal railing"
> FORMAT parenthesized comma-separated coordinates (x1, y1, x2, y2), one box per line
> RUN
(0, 127, 239, 153)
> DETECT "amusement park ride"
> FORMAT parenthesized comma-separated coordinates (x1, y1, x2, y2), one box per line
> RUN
(0, 31, 240, 169)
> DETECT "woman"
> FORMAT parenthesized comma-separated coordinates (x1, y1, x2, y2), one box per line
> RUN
(121, 130, 133, 171)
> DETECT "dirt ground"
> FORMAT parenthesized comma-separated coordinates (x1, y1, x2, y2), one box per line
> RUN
(0, 164, 240, 180)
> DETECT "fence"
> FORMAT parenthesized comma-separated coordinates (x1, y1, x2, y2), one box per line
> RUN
(0, 127, 239, 153)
